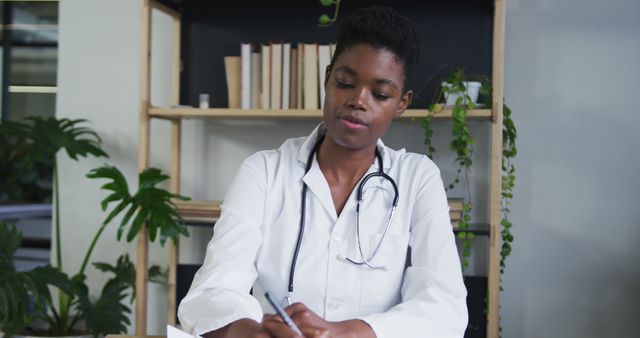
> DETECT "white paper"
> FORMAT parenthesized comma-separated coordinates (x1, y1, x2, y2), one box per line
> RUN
(167, 324, 197, 338)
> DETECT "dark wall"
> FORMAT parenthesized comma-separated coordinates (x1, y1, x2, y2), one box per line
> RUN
(178, 0, 493, 108)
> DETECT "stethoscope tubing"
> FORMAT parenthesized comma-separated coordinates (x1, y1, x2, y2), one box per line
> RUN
(286, 135, 399, 304)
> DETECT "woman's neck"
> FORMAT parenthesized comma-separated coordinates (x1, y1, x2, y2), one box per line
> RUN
(316, 136, 377, 182)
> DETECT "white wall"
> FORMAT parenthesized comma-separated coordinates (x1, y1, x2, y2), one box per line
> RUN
(501, 0, 640, 337)
(56, 0, 639, 337)
(57, 0, 152, 333)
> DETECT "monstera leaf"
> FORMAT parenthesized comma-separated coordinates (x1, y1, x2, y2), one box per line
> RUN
(74, 277, 131, 338)
(92, 254, 136, 303)
(87, 165, 189, 245)
(93, 254, 167, 303)
(0, 222, 76, 338)
(0, 117, 108, 165)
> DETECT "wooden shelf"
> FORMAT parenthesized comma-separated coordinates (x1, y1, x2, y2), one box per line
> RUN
(138, 0, 505, 335)
(174, 200, 221, 222)
(174, 200, 484, 234)
(149, 107, 492, 120)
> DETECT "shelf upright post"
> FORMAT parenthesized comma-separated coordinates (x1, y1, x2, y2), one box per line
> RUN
(136, 0, 152, 335)
(488, 0, 506, 337)
(167, 7, 183, 326)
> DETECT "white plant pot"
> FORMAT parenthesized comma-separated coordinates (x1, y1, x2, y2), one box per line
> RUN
(442, 81, 481, 105)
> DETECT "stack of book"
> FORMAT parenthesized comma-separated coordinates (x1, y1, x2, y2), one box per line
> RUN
(224, 42, 337, 110)
(173, 200, 222, 223)
(448, 198, 464, 228)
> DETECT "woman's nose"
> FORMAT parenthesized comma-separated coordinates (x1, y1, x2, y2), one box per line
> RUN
(347, 87, 368, 111)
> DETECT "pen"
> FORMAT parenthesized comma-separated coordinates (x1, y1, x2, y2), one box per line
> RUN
(264, 291, 304, 336)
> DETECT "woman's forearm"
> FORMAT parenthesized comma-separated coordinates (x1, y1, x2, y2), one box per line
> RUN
(201, 318, 262, 338)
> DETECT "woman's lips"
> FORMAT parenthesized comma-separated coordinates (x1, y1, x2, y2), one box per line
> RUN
(339, 115, 368, 131)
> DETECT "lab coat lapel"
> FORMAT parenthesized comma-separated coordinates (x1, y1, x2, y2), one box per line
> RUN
(302, 159, 338, 221)
(295, 123, 394, 223)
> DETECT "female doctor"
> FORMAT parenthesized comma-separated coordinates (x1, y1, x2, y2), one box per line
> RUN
(178, 6, 468, 338)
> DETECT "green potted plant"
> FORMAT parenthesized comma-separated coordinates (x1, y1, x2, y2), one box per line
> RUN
(0, 131, 52, 204)
(0, 117, 188, 338)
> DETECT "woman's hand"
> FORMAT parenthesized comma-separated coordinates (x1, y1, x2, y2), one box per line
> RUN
(262, 314, 330, 338)
(262, 306, 331, 338)
(263, 302, 375, 338)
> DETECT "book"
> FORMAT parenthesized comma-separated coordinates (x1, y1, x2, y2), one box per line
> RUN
(302, 43, 318, 109)
(281, 43, 291, 109)
(223, 56, 241, 108)
(251, 51, 261, 108)
(290, 47, 298, 109)
(240, 43, 253, 109)
(270, 42, 283, 109)
(448, 198, 464, 211)
(296, 46, 304, 109)
(318, 44, 331, 108)
(261, 44, 271, 109)
(240, 43, 252, 109)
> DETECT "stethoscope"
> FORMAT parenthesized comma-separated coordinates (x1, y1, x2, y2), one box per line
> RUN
(283, 135, 399, 306)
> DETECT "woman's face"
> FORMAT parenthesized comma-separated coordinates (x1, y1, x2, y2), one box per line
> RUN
(322, 43, 412, 151)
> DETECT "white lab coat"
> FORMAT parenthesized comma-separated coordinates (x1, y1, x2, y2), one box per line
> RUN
(178, 124, 468, 338)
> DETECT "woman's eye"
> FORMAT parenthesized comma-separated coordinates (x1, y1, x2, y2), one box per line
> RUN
(374, 93, 390, 101)
(336, 80, 354, 88)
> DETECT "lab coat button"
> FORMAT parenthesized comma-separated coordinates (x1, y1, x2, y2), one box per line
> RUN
(333, 234, 345, 242)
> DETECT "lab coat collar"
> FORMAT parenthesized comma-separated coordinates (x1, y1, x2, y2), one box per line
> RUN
(296, 123, 392, 171)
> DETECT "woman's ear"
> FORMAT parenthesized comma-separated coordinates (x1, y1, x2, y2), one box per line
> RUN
(395, 90, 413, 117)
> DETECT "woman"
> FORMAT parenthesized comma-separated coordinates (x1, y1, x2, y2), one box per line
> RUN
(178, 6, 468, 338)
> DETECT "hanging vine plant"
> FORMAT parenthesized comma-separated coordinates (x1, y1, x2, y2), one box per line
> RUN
(318, 0, 342, 26)
(422, 67, 517, 277)
(497, 103, 517, 283)
(424, 68, 479, 271)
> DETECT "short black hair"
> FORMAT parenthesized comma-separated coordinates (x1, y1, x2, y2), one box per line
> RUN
(330, 6, 421, 86)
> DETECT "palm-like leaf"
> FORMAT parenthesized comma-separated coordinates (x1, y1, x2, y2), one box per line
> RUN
(0, 222, 77, 338)
(93, 254, 167, 303)
(0, 117, 108, 165)
(74, 279, 131, 338)
(87, 165, 190, 245)
(93, 254, 136, 303)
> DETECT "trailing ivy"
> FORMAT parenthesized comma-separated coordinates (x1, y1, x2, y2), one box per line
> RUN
(500, 102, 517, 282)
(425, 68, 477, 271)
(423, 68, 518, 277)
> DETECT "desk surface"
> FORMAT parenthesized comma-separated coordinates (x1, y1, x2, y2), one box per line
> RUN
(105, 335, 166, 338)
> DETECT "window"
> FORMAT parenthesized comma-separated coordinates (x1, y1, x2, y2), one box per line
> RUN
(1, 0, 58, 121)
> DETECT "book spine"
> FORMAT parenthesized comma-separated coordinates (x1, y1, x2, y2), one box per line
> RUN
(303, 43, 319, 110)
(261, 44, 271, 109)
(270, 42, 283, 109)
(296, 45, 304, 109)
(290, 47, 298, 109)
(251, 52, 261, 109)
(240, 43, 252, 109)
(281, 43, 291, 110)
(223, 56, 241, 108)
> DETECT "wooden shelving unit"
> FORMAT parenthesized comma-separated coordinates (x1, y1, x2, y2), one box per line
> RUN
(136, 0, 506, 337)
(149, 107, 493, 120)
